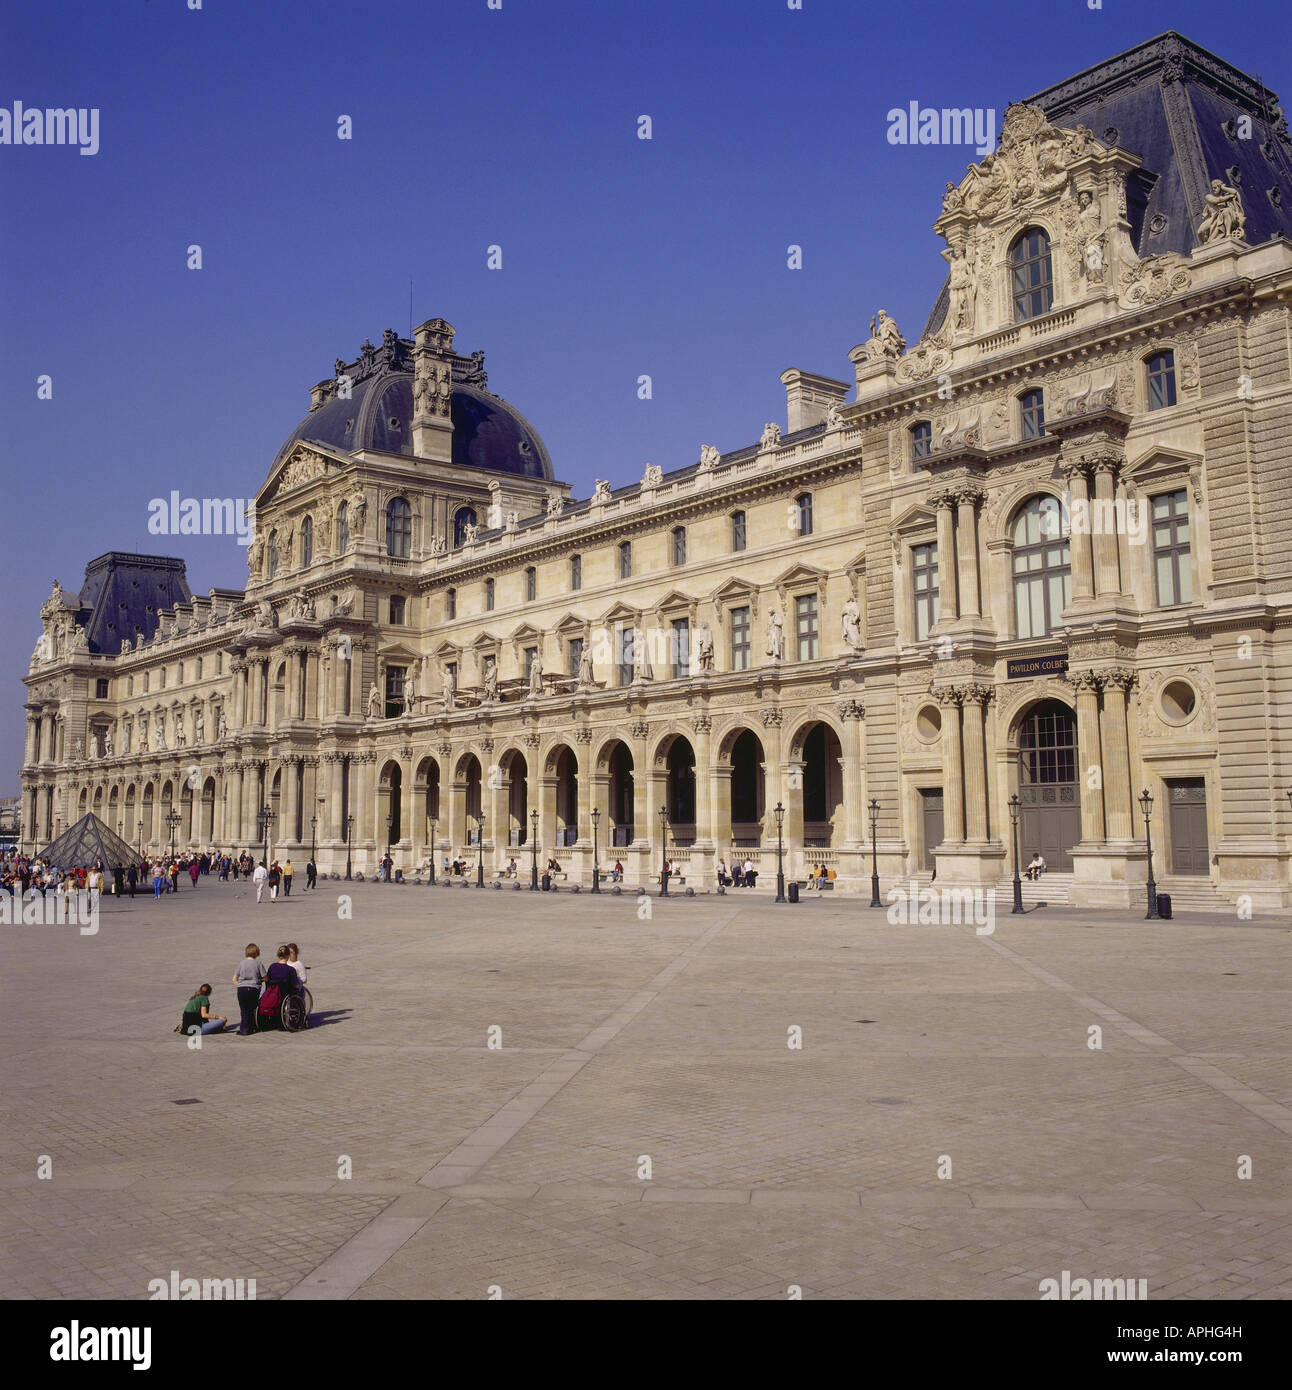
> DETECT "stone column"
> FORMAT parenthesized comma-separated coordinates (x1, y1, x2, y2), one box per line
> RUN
(1091, 456, 1122, 596)
(839, 700, 866, 845)
(305, 650, 320, 722)
(328, 754, 345, 838)
(1100, 670, 1135, 839)
(955, 488, 983, 619)
(283, 758, 300, 844)
(227, 763, 243, 842)
(938, 689, 965, 842)
(934, 493, 959, 621)
(692, 717, 714, 845)
(964, 685, 994, 842)
(355, 754, 375, 852)
(1062, 460, 1095, 602)
(630, 724, 651, 846)
(243, 761, 261, 846)
(760, 712, 784, 851)
(1071, 673, 1105, 842)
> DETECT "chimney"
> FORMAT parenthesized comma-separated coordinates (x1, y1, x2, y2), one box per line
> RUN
(779, 369, 851, 432)
(413, 318, 456, 460)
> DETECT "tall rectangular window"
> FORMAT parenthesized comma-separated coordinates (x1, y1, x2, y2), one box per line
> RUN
(730, 605, 750, 671)
(1021, 389, 1046, 440)
(568, 636, 583, 677)
(523, 648, 537, 681)
(671, 526, 686, 566)
(485, 578, 495, 611)
(795, 594, 819, 661)
(911, 421, 932, 465)
(671, 618, 690, 678)
(446, 588, 456, 620)
(731, 511, 747, 552)
(570, 554, 582, 591)
(617, 626, 634, 685)
(1147, 351, 1177, 411)
(913, 542, 940, 640)
(388, 595, 406, 625)
(1152, 489, 1192, 606)
(525, 566, 537, 601)
(95, 678, 109, 699)
(619, 540, 632, 579)
(384, 664, 407, 719)
(796, 493, 814, 537)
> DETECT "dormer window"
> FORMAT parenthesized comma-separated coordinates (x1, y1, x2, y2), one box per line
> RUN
(1010, 227, 1054, 322)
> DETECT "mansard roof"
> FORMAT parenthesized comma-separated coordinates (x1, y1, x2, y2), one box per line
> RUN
(76, 553, 193, 655)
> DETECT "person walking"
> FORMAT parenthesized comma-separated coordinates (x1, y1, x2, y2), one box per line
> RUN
(152, 859, 165, 898)
(282, 859, 294, 897)
(267, 861, 280, 903)
(188, 859, 200, 888)
(113, 863, 125, 897)
(169, 860, 180, 894)
(253, 860, 268, 904)
(305, 857, 317, 890)
(231, 946, 266, 1035)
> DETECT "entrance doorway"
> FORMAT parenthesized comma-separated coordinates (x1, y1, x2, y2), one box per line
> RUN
(1167, 778, 1208, 875)
(919, 788, 943, 870)
(1017, 700, 1079, 871)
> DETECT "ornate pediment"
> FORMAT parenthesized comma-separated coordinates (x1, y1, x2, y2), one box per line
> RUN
(259, 444, 345, 508)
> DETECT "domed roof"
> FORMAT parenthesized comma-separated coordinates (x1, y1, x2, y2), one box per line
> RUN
(272, 332, 554, 482)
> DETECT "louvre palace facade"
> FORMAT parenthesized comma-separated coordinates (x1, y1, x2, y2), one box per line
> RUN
(21, 33, 1292, 908)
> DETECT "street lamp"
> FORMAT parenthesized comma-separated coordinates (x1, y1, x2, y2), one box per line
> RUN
(530, 807, 539, 890)
(385, 813, 393, 881)
(1140, 788, 1159, 920)
(658, 805, 670, 897)
(476, 813, 486, 887)
(868, 798, 881, 908)
(774, 801, 786, 903)
(591, 807, 601, 893)
(1008, 793, 1024, 914)
(427, 814, 436, 887)
(344, 813, 354, 881)
(137, 819, 143, 857)
(257, 805, 275, 867)
(310, 812, 318, 864)
(166, 809, 182, 862)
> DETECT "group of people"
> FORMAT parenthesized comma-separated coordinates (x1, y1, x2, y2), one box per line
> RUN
(804, 864, 837, 890)
(2, 848, 322, 902)
(715, 858, 759, 888)
(178, 942, 309, 1037)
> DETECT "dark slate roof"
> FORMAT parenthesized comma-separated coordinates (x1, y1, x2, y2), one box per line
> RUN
(39, 812, 139, 869)
(76, 553, 192, 654)
(273, 333, 554, 482)
(921, 32, 1292, 339)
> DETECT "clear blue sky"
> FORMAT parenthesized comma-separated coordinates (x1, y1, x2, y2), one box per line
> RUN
(2, 0, 1288, 787)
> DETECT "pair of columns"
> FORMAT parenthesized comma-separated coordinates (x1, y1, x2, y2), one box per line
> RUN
(1062, 450, 1124, 600)
(937, 684, 993, 842)
(931, 487, 985, 622)
(1070, 669, 1137, 841)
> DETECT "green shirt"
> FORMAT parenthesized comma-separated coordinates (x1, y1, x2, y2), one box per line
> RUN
(182, 994, 207, 1028)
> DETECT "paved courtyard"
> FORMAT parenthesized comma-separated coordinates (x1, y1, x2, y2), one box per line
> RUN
(1, 878, 1290, 1300)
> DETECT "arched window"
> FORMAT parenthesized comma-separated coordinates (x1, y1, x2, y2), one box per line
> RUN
(796, 493, 814, 537)
(910, 421, 932, 465)
(1010, 227, 1054, 322)
(335, 501, 349, 553)
(386, 497, 412, 557)
(267, 530, 279, 578)
(453, 506, 477, 549)
(1011, 496, 1071, 638)
(301, 515, 313, 567)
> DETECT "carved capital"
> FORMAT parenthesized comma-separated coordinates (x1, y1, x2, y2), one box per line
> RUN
(573, 728, 593, 744)
(838, 699, 866, 721)
(934, 685, 964, 709)
(1101, 667, 1137, 693)
(761, 708, 783, 728)
(629, 720, 650, 740)
(959, 682, 995, 707)
(522, 731, 541, 749)
(692, 715, 713, 734)
(1068, 670, 1103, 695)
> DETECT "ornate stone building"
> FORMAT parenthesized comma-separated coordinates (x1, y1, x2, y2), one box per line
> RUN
(21, 34, 1292, 907)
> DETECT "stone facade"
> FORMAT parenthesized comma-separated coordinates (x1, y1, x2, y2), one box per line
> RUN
(21, 44, 1292, 908)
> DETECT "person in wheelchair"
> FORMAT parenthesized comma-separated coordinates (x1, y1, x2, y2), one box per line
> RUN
(257, 946, 307, 1032)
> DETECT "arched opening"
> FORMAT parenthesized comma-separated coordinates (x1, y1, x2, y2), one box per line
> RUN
(92, 785, 104, 819)
(453, 506, 477, 549)
(201, 777, 216, 842)
(142, 783, 155, 848)
(386, 497, 412, 558)
(272, 662, 287, 728)
(378, 760, 402, 848)
(108, 785, 120, 839)
(727, 728, 765, 847)
(457, 753, 483, 845)
(181, 781, 195, 848)
(606, 741, 634, 846)
(664, 736, 696, 844)
(549, 746, 578, 848)
(124, 784, 137, 846)
(1011, 495, 1071, 639)
(1015, 698, 1079, 871)
(798, 721, 843, 848)
(501, 750, 529, 845)
(78, 787, 88, 820)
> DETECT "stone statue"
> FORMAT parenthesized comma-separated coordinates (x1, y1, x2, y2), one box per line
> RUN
(350, 491, 367, 535)
(73, 737, 83, 760)
(576, 643, 594, 689)
(825, 402, 845, 429)
(527, 653, 544, 697)
(366, 682, 382, 719)
(642, 463, 663, 489)
(483, 657, 499, 702)
(174, 713, 186, 747)
(194, 708, 204, 743)
(865, 310, 906, 361)
(506, 510, 519, 531)
(256, 599, 275, 629)
(1197, 179, 1246, 243)
(104, 728, 113, 757)
(1076, 188, 1106, 279)
(695, 623, 715, 673)
(463, 521, 479, 545)
(946, 245, 977, 332)
(401, 679, 414, 717)
(217, 709, 227, 740)
(154, 718, 167, 751)
(765, 610, 785, 662)
(247, 534, 264, 577)
(546, 494, 565, 518)
(697, 444, 721, 470)
(941, 180, 963, 215)
(841, 598, 863, 653)
(593, 478, 612, 503)
(759, 422, 781, 450)
(71, 624, 88, 650)
(442, 664, 456, 712)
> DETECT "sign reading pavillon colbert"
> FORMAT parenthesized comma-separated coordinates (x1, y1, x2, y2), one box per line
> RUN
(1006, 654, 1069, 680)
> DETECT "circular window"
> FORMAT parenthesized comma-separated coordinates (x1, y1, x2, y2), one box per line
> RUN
(916, 704, 943, 742)
(1160, 679, 1198, 724)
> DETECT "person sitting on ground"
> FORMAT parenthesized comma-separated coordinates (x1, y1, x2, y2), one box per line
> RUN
(178, 983, 227, 1036)
(1026, 852, 1046, 881)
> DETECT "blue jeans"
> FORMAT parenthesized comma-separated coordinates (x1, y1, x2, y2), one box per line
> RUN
(153, 876, 163, 897)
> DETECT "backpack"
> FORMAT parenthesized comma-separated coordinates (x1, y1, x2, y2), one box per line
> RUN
(258, 984, 282, 1019)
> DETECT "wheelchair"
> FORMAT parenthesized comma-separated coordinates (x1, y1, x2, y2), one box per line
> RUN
(255, 982, 308, 1033)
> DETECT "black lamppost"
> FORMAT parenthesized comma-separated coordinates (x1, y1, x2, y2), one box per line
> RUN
(774, 801, 786, 903)
(309, 812, 318, 863)
(476, 813, 486, 887)
(137, 819, 144, 857)
(344, 813, 354, 881)
(1140, 788, 1159, 920)
(530, 808, 539, 890)
(1008, 793, 1024, 914)
(166, 809, 182, 862)
(257, 805, 275, 866)
(868, 798, 881, 908)
(427, 814, 436, 887)
(385, 813, 393, 880)
(658, 805, 670, 897)
(591, 807, 601, 893)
